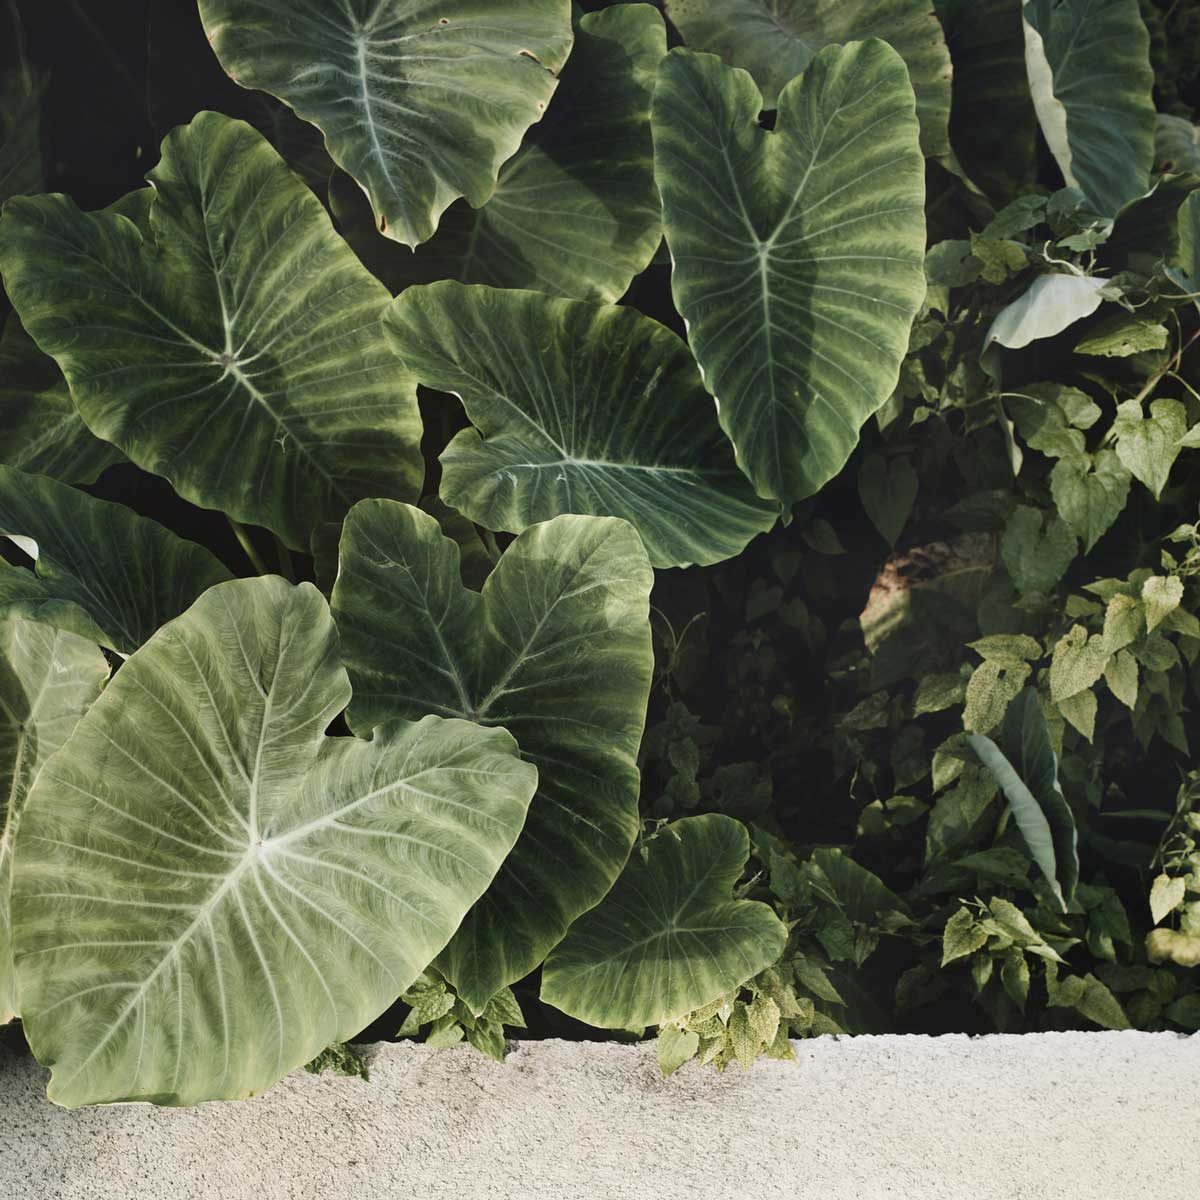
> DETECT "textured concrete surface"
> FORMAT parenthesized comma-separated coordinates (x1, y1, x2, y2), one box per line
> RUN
(0, 1032, 1196, 1199)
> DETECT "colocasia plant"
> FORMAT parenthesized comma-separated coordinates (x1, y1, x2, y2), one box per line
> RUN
(0, 0, 1198, 1107)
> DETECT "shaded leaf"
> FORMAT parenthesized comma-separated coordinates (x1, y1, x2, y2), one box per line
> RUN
(652, 42, 926, 507)
(330, 502, 654, 1012)
(540, 815, 787, 1028)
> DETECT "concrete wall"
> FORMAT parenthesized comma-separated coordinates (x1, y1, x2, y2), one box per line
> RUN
(1, 1032, 1196, 1200)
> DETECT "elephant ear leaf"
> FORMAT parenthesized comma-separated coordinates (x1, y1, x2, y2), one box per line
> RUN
(356, 3, 666, 302)
(1021, 0, 1156, 218)
(330, 502, 654, 1014)
(968, 688, 1079, 912)
(12, 576, 536, 1107)
(198, 0, 574, 248)
(540, 814, 788, 1029)
(386, 282, 779, 569)
(652, 42, 926, 510)
(662, 0, 952, 157)
(0, 316, 123, 485)
(0, 468, 232, 655)
(0, 113, 423, 550)
(0, 618, 109, 1025)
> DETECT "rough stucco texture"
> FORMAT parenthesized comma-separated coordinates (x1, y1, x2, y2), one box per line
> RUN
(0, 1032, 1197, 1199)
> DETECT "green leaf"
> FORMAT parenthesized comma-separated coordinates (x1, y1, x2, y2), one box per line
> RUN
(1021, 0, 1155, 217)
(385, 282, 778, 569)
(983, 274, 1109, 363)
(652, 42, 927, 508)
(964, 659, 1030, 734)
(12, 577, 537, 1107)
(198, 0, 574, 248)
(657, 1024, 701, 1075)
(942, 907, 987, 965)
(1047, 969, 1130, 1030)
(1049, 450, 1131, 553)
(1050, 624, 1110, 702)
(858, 455, 918, 546)
(969, 634, 1043, 664)
(1112, 399, 1187, 499)
(0, 113, 423, 550)
(0, 315, 123, 485)
(1141, 575, 1184, 633)
(0, 62, 44, 205)
(1001, 505, 1076, 596)
(1056, 688, 1097, 741)
(1149, 874, 1186, 925)
(1074, 313, 1168, 357)
(540, 815, 787, 1028)
(344, 5, 666, 302)
(330, 502, 654, 1012)
(968, 689, 1079, 911)
(0, 618, 108, 1024)
(1102, 593, 1144, 654)
(662, 0, 953, 155)
(0, 468, 232, 655)
(1000, 949, 1030, 1011)
(937, 0, 1038, 201)
(1155, 114, 1200, 174)
(1104, 648, 1139, 709)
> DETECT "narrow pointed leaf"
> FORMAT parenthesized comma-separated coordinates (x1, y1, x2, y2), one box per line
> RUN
(1021, 0, 1155, 217)
(0, 618, 108, 1024)
(0, 315, 123, 486)
(345, 4, 665, 301)
(199, 0, 574, 248)
(968, 688, 1079, 911)
(0, 468, 232, 655)
(662, 0, 952, 156)
(0, 113, 422, 549)
(330, 502, 654, 1012)
(540, 815, 787, 1028)
(13, 576, 537, 1107)
(653, 43, 926, 508)
(386, 282, 779, 568)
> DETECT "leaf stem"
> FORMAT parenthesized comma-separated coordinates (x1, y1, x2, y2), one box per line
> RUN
(227, 517, 269, 576)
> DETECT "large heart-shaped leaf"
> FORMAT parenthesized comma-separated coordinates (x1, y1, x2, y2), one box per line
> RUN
(386, 282, 779, 568)
(0, 468, 232, 655)
(330, 502, 654, 1012)
(540, 815, 787, 1028)
(0, 316, 123, 485)
(12, 576, 536, 1107)
(1021, 0, 1156, 218)
(653, 43, 926, 508)
(0, 112, 422, 550)
(662, 0, 952, 156)
(0, 58, 44, 205)
(341, 4, 665, 302)
(938, 0, 1038, 203)
(198, 0, 574, 248)
(0, 618, 108, 1024)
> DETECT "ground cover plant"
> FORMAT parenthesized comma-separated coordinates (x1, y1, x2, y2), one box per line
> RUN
(0, 0, 1198, 1107)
